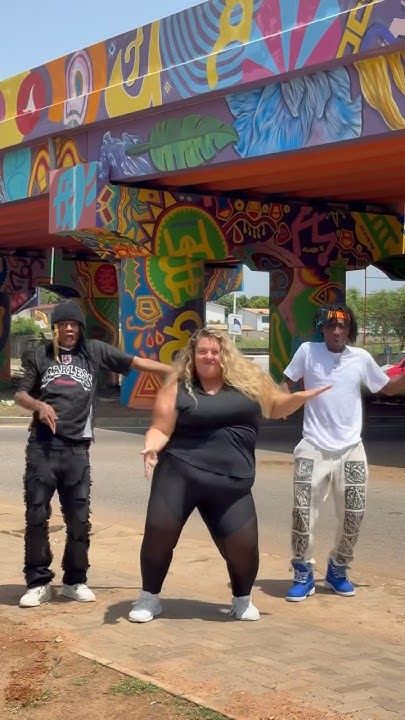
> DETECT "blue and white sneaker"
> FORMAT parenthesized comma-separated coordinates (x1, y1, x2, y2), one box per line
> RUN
(325, 559, 355, 596)
(285, 562, 315, 602)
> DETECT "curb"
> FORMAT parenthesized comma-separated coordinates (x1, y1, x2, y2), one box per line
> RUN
(77, 649, 237, 720)
(0, 416, 30, 425)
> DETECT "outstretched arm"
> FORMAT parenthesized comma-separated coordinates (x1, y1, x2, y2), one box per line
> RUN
(270, 383, 331, 420)
(380, 375, 405, 397)
(142, 381, 179, 479)
(131, 355, 173, 377)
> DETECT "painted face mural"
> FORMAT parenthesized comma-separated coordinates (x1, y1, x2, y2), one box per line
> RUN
(64, 51, 93, 128)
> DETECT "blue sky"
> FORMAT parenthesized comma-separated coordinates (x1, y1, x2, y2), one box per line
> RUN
(1, 0, 403, 296)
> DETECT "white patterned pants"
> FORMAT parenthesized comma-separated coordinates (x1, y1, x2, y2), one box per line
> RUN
(291, 439, 368, 566)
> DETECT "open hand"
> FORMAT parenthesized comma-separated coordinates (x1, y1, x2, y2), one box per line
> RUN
(300, 385, 332, 402)
(141, 447, 158, 480)
(37, 401, 58, 434)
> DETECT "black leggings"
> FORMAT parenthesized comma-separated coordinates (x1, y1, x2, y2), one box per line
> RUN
(140, 453, 259, 597)
(24, 439, 91, 588)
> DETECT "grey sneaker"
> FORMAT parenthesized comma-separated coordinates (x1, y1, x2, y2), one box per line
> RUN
(128, 591, 162, 623)
(61, 583, 96, 602)
(230, 595, 260, 621)
(19, 584, 52, 608)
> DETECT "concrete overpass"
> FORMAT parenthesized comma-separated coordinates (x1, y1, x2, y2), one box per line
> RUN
(1, 0, 404, 404)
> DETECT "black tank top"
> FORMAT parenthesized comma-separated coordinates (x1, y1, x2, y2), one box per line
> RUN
(164, 381, 261, 478)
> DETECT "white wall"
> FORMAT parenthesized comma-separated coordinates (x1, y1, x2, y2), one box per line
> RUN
(206, 302, 226, 324)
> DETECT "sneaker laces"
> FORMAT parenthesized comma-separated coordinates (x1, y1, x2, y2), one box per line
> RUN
(331, 564, 347, 579)
(294, 569, 309, 583)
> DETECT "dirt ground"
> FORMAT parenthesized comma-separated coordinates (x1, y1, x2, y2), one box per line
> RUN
(0, 616, 353, 720)
(0, 616, 229, 720)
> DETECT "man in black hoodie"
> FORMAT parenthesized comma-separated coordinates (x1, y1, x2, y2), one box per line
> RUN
(15, 299, 171, 608)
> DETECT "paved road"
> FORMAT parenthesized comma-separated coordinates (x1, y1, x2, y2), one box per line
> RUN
(1, 426, 404, 580)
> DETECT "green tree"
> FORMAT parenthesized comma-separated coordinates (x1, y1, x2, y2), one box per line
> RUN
(246, 295, 269, 308)
(346, 288, 363, 320)
(366, 290, 397, 348)
(39, 287, 61, 304)
(216, 294, 269, 313)
(216, 294, 236, 313)
(388, 287, 405, 348)
(11, 317, 42, 335)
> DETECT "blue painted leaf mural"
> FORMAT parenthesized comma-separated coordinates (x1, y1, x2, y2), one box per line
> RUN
(126, 114, 238, 172)
(226, 67, 362, 157)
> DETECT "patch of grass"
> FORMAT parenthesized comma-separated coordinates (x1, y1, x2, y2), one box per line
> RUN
(174, 698, 228, 720)
(109, 676, 230, 719)
(72, 668, 98, 686)
(72, 676, 89, 687)
(109, 677, 159, 696)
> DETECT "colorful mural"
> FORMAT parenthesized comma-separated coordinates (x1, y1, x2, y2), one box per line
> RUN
(0, 293, 11, 386)
(1, 0, 403, 151)
(52, 255, 119, 347)
(0, 254, 119, 387)
(51, 179, 402, 269)
(2, 46, 403, 203)
(50, 179, 403, 394)
(93, 48, 405, 183)
(120, 256, 204, 407)
(204, 264, 243, 302)
(1, 0, 404, 400)
(0, 255, 52, 386)
(0, 138, 85, 204)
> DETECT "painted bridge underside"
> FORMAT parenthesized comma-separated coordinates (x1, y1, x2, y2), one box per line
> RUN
(0, 0, 404, 404)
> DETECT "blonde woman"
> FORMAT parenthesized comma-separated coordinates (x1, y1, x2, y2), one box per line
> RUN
(129, 328, 329, 624)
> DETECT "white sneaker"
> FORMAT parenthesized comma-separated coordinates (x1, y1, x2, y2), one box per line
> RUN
(128, 591, 162, 623)
(19, 584, 52, 608)
(230, 595, 260, 621)
(61, 583, 96, 602)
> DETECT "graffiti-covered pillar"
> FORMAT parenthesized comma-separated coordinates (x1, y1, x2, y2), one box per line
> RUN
(120, 256, 204, 408)
(268, 262, 346, 381)
(80, 297, 119, 346)
(0, 293, 11, 388)
(81, 296, 120, 389)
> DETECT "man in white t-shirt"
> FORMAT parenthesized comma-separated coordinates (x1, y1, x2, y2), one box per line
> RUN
(283, 304, 405, 602)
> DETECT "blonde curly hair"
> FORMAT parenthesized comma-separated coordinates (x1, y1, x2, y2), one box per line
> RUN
(172, 328, 278, 418)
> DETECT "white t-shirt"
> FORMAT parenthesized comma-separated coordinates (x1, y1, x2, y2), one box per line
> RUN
(284, 342, 389, 451)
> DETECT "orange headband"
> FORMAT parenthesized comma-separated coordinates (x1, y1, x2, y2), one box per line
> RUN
(327, 310, 349, 322)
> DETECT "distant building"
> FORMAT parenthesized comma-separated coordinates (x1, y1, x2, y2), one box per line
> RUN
(205, 301, 226, 325)
(241, 308, 269, 332)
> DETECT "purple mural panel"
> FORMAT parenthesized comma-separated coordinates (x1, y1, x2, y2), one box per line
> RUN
(91, 55, 404, 186)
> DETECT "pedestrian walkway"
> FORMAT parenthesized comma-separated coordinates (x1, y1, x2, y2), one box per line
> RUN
(1, 501, 404, 720)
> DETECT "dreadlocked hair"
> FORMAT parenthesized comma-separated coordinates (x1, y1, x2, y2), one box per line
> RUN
(171, 327, 279, 418)
(315, 303, 358, 343)
(52, 326, 61, 363)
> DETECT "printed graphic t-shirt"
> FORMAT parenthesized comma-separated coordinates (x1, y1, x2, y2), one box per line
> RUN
(284, 342, 389, 451)
(19, 339, 134, 442)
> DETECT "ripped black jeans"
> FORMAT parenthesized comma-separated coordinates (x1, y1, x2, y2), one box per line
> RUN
(23, 438, 91, 588)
